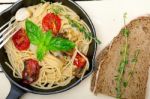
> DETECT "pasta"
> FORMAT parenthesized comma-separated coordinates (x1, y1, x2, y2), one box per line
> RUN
(4, 2, 92, 89)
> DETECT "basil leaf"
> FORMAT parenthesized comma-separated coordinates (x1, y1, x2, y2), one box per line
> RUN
(37, 45, 47, 61)
(43, 31, 52, 47)
(37, 31, 52, 61)
(48, 37, 75, 51)
(26, 19, 42, 45)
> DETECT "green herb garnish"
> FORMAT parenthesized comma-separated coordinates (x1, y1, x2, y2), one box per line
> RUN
(53, 8, 62, 14)
(48, 3, 63, 15)
(115, 13, 129, 99)
(48, 37, 75, 51)
(123, 49, 140, 88)
(66, 16, 101, 44)
(52, 5, 63, 14)
(41, 0, 46, 3)
(26, 19, 75, 61)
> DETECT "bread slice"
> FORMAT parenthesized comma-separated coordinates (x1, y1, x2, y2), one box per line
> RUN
(91, 16, 150, 99)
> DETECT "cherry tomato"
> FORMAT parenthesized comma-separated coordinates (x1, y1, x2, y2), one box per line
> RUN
(42, 13, 61, 35)
(12, 28, 30, 51)
(73, 53, 86, 68)
(22, 59, 40, 84)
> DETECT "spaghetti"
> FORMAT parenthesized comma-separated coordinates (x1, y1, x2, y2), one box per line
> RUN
(4, 2, 92, 89)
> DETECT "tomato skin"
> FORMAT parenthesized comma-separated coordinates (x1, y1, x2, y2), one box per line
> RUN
(73, 53, 86, 68)
(42, 13, 61, 35)
(12, 28, 30, 51)
(22, 59, 40, 84)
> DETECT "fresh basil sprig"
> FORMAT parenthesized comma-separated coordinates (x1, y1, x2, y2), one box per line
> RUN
(26, 20, 42, 45)
(48, 37, 75, 51)
(26, 19, 75, 61)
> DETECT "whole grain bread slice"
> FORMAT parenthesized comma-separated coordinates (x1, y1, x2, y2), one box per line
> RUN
(91, 16, 150, 99)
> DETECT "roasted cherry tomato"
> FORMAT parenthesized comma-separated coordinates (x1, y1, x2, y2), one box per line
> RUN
(42, 13, 61, 35)
(73, 53, 86, 68)
(22, 59, 40, 84)
(12, 28, 30, 51)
